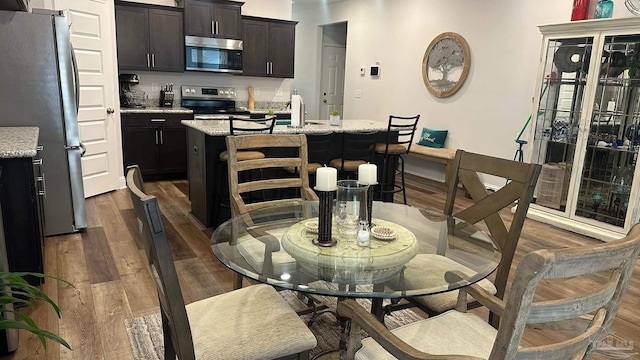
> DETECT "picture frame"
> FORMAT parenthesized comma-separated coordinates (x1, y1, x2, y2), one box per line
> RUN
(422, 32, 471, 98)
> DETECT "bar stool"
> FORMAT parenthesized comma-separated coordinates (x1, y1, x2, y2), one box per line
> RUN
(284, 131, 333, 189)
(375, 114, 420, 204)
(214, 116, 276, 226)
(329, 131, 378, 179)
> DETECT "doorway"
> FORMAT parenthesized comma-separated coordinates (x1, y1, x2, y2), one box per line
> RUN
(319, 22, 347, 120)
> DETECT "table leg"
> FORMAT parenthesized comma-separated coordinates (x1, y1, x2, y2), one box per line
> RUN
(370, 283, 386, 322)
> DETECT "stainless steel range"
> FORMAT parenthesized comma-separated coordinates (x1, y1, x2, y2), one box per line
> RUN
(181, 85, 250, 119)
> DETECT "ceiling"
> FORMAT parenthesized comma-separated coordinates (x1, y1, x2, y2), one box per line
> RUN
(292, 0, 347, 12)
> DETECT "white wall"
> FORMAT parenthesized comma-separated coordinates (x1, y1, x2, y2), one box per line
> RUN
(292, 0, 635, 186)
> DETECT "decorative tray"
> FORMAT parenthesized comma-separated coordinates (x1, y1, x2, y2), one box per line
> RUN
(370, 225, 397, 240)
(304, 220, 319, 234)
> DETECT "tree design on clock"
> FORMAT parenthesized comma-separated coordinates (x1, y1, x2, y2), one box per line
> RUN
(422, 32, 471, 98)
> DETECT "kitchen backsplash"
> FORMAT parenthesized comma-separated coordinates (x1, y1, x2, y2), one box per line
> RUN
(236, 101, 290, 111)
(128, 71, 295, 106)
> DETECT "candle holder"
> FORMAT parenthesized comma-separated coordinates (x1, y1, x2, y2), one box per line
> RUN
(366, 183, 377, 227)
(313, 189, 337, 247)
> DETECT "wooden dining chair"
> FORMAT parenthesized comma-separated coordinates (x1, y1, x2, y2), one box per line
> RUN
(125, 165, 317, 360)
(386, 149, 542, 327)
(338, 223, 640, 360)
(226, 134, 319, 289)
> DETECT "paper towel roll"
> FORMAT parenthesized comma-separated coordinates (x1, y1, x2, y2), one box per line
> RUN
(291, 95, 302, 127)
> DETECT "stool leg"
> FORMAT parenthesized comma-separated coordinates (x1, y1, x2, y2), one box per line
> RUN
(400, 155, 407, 205)
(380, 153, 390, 201)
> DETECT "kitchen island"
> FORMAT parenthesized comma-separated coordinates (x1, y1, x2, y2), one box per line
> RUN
(182, 119, 394, 228)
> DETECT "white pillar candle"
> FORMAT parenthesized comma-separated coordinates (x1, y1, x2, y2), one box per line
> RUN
(316, 166, 337, 191)
(358, 163, 377, 185)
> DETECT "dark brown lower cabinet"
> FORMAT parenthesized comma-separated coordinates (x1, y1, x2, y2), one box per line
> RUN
(121, 112, 191, 180)
(0, 157, 45, 286)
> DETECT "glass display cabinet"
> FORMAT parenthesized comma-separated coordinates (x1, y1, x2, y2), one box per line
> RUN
(528, 18, 640, 241)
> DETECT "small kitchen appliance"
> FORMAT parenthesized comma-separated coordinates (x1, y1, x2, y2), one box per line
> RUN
(119, 73, 145, 108)
(185, 36, 243, 74)
(181, 85, 250, 119)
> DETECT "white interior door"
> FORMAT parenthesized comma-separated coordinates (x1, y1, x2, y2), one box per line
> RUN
(319, 45, 346, 120)
(52, 0, 122, 197)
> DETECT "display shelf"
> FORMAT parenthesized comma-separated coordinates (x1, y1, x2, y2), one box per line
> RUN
(529, 19, 640, 241)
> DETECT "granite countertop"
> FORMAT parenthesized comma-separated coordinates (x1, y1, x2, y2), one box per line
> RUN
(120, 106, 194, 114)
(249, 109, 292, 115)
(0, 126, 39, 158)
(181, 119, 388, 136)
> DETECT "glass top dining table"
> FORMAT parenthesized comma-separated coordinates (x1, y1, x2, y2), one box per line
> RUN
(210, 200, 501, 301)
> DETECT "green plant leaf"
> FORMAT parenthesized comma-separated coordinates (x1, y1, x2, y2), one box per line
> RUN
(0, 319, 71, 350)
(0, 272, 74, 351)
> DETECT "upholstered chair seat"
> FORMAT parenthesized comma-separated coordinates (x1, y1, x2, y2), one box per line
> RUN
(187, 284, 317, 359)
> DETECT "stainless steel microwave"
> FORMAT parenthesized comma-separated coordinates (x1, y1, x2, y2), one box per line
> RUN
(185, 36, 243, 74)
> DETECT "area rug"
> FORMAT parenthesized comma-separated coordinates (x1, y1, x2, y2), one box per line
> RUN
(125, 290, 425, 359)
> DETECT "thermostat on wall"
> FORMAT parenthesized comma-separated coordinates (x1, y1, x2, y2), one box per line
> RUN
(370, 65, 380, 77)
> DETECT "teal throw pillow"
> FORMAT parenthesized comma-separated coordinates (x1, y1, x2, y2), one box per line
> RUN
(417, 127, 448, 148)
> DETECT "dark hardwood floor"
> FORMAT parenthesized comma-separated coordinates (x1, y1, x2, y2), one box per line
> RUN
(1, 173, 639, 359)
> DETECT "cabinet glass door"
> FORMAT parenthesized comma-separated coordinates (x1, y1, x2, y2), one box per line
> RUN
(575, 34, 640, 227)
(532, 36, 593, 215)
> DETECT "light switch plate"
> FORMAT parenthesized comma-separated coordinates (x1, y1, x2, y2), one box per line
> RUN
(360, 67, 366, 76)
(355, 89, 362, 98)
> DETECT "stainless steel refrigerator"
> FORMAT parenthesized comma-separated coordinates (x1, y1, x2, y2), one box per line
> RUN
(0, 9, 87, 236)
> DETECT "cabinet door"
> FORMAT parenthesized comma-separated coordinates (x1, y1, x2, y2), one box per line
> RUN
(148, 8, 184, 72)
(122, 127, 161, 176)
(574, 35, 640, 228)
(159, 126, 187, 175)
(184, 0, 214, 37)
(0, 158, 44, 285)
(242, 19, 269, 77)
(115, 4, 150, 70)
(532, 36, 594, 215)
(213, 3, 242, 39)
(269, 22, 296, 78)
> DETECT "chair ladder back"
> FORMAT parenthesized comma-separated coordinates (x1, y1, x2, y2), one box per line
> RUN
(489, 224, 640, 360)
(339, 132, 378, 165)
(384, 114, 420, 154)
(307, 132, 333, 166)
(444, 150, 542, 327)
(229, 116, 276, 135)
(226, 134, 318, 218)
(126, 166, 196, 360)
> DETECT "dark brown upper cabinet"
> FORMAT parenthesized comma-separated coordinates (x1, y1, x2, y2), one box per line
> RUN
(242, 16, 297, 78)
(115, 2, 184, 72)
(184, 0, 243, 39)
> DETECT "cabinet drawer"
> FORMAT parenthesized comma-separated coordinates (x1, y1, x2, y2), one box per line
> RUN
(121, 113, 192, 127)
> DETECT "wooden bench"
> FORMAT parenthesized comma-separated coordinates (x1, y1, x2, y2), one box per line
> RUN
(407, 144, 456, 187)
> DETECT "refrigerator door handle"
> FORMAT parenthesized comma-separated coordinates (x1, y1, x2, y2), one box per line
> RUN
(66, 143, 86, 157)
(70, 43, 79, 115)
